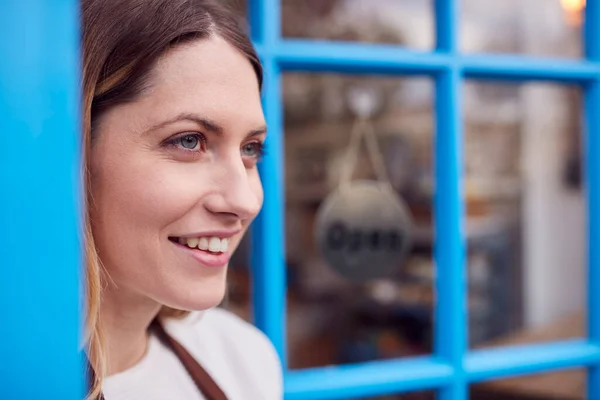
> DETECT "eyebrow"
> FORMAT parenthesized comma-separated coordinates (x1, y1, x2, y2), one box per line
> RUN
(143, 112, 267, 138)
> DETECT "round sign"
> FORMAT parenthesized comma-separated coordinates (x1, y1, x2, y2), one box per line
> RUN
(315, 180, 413, 282)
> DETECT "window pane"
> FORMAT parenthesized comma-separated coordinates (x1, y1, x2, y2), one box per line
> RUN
(464, 81, 586, 349)
(281, 0, 433, 49)
(461, 0, 584, 58)
(284, 73, 434, 369)
(471, 368, 586, 399)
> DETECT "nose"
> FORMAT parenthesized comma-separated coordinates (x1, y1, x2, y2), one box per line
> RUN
(204, 157, 262, 221)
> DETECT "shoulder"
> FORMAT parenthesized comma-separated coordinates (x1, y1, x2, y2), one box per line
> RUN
(165, 308, 283, 399)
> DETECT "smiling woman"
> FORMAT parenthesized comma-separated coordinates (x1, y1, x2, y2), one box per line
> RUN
(81, 1, 281, 399)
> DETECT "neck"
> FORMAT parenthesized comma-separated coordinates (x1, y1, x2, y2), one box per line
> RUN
(100, 284, 162, 376)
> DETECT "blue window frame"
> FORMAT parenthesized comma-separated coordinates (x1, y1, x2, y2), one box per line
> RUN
(249, 1, 600, 399)
(1, 1, 599, 399)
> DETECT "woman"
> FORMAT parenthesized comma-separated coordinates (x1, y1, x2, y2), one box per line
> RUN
(81, 0, 282, 398)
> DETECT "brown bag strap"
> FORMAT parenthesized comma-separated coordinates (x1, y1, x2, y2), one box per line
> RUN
(151, 319, 228, 400)
(89, 319, 229, 400)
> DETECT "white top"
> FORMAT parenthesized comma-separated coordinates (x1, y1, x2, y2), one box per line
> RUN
(102, 308, 283, 400)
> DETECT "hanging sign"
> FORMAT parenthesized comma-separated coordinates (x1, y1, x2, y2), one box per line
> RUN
(315, 113, 413, 282)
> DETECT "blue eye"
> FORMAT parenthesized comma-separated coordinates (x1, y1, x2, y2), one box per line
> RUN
(164, 132, 206, 152)
(241, 142, 265, 159)
(179, 134, 200, 150)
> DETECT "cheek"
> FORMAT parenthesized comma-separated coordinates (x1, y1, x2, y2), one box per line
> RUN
(90, 141, 204, 249)
(94, 161, 204, 231)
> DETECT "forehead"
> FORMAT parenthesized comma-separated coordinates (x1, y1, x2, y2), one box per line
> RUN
(140, 36, 263, 127)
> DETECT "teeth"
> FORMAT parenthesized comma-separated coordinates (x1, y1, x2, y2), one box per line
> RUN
(198, 237, 209, 250)
(178, 236, 230, 253)
(208, 237, 222, 252)
(220, 238, 229, 252)
(186, 237, 199, 248)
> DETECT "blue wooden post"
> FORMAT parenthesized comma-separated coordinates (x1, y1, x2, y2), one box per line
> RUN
(585, 0, 600, 398)
(0, 1, 83, 399)
(249, 0, 288, 368)
(434, 66, 467, 400)
(434, 1, 467, 399)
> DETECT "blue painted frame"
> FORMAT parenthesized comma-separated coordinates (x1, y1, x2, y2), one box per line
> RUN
(248, 1, 600, 399)
(0, 1, 597, 399)
(0, 1, 83, 399)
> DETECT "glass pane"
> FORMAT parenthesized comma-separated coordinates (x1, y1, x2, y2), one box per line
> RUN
(471, 368, 586, 399)
(461, 0, 584, 58)
(284, 73, 434, 369)
(282, 0, 434, 49)
(464, 81, 586, 349)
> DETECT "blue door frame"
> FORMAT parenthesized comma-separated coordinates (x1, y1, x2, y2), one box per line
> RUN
(1, 1, 600, 399)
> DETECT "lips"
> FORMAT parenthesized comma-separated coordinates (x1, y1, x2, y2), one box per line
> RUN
(169, 236, 230, 267)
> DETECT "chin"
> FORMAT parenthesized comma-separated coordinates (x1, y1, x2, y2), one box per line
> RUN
(157, 274, 228, 312)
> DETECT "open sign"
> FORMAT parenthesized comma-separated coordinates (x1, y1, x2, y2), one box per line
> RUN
(315, 180, 412, 281)
(325, 222, 405, 253)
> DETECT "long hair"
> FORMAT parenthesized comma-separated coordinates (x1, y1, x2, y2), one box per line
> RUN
(80, 1, 262, 397)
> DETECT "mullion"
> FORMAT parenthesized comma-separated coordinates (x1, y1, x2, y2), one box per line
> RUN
(250, 56, 287, 367)
(248, 0, 288, 367)
(586, 77, 600, 400)
(435, 0, 458, 53)
(248, 0, 280, 45)
(434, 1, 467, 400)
(434, 66, 467, 400)
(584, 0, 600, 398)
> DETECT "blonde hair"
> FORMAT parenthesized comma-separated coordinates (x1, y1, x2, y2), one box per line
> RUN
(80, 0, 262, 398)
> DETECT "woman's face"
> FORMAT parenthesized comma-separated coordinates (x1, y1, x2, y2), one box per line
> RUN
(90, 37, 265, 310)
